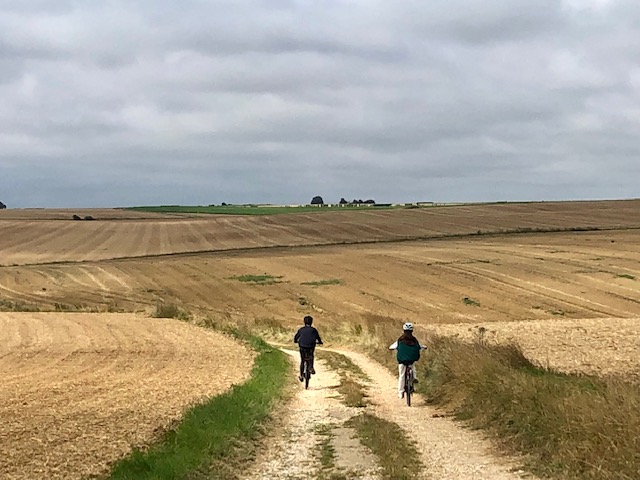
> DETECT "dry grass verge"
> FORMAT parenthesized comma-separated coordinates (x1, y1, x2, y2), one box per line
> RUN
(330, 314, 640, 479)
(423, 336, 640, 480)
(153, 302, 192, 320)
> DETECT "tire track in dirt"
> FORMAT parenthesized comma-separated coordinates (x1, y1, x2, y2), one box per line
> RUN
(0, 281, 46, 304)
(453, 263, 637, 317)
(447, 262, 613, 318)
(93, 266, 133, 292)
(390, 244, 626, 320)
(77, 266, 110, 292)
(474, 246, 640, 311)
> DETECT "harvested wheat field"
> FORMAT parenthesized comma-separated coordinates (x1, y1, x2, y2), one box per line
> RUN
(2, 200, 640, 266)
(0, 312, 254, 480)
(429, 317, 640, 379)
(6, 229, 640, 324)
(2, 201, 640, 478)
(2, 229, 640, 377)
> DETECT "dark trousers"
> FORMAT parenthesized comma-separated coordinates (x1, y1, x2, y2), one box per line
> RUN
(299, 347, 315, 376)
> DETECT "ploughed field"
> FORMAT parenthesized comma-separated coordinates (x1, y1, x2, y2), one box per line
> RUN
(2, 201, 640, 478)
(2, 199, 640, 265)
(0, 313, 253, 480)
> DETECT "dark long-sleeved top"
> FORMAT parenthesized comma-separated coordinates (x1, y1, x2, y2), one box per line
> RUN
(294, 325, 323, 349)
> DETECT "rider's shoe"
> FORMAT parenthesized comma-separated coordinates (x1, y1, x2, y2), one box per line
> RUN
(310, 368, 316, 375)
(298, 375, 303, 382)
(398, 392, 404, 399)
(413, 378, 419, 384)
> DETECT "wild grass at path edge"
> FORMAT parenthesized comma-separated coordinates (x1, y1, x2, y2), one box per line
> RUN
(106, 334, 290, 480)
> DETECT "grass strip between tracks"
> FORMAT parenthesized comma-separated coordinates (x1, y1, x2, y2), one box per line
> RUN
(318, 350, 369, 408)
(347, 413, 422, 480)
(107, 334, 289, 480)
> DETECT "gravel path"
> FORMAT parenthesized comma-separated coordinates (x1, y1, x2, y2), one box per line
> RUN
(245, 347, 536, 480)
(240, 350, 381, 480)
(333, 349, 536, 480)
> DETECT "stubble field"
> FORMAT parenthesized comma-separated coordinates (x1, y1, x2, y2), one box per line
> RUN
(0, 312, 253, 480)
(1, 200, 640, 478)
(2, 199, 640, 265)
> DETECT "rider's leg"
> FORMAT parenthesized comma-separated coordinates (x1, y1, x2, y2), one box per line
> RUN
(310, 352, 316, 374)
(398, 363, 406, 398)
(412, 364, 418, 383)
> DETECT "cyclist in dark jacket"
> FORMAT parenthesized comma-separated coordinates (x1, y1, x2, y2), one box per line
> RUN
(294, 315, 323, 382)
(389, 322, 425, 399)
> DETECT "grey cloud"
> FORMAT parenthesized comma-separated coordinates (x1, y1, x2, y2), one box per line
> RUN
(1, 0, 639, 208)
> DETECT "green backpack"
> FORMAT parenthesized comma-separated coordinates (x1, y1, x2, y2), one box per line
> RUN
(396, 341, 421, 363)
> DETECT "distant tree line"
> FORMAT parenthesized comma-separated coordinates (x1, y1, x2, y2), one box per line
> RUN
(310, 196, 376, 205)
(340, 198, 375, 205)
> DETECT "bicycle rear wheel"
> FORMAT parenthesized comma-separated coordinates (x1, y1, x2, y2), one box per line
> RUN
(405, 370, 413, 406)
(304, 360, 311, 389)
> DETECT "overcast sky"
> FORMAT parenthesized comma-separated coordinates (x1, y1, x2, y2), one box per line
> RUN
(1, 0, 639, 208)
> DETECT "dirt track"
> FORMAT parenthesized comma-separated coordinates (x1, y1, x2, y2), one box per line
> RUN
(247, 349, 533, 479)
(242, 352, 383, 480)
(337, 349, 534, 479)
(0, 312, 253, 480)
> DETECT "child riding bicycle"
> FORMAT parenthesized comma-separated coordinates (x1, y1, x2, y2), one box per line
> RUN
(293, 315, 323, 382)
(389, 322, 426, 399)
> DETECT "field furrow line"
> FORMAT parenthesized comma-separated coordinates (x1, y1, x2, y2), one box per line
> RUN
(450, 263, 636, 317)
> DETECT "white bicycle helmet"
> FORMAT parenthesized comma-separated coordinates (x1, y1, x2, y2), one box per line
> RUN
(403, 322, 414, 331)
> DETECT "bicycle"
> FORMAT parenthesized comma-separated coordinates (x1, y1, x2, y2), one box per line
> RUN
(404, 364, 415, 406)
(301, 350, 314, 390)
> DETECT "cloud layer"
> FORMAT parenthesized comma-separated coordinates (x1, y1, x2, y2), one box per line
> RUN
(1, 1, 639, 207)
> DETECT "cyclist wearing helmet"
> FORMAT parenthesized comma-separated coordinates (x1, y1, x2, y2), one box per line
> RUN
(389, 322, 425, 399)
(294, 315, 323, 382)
